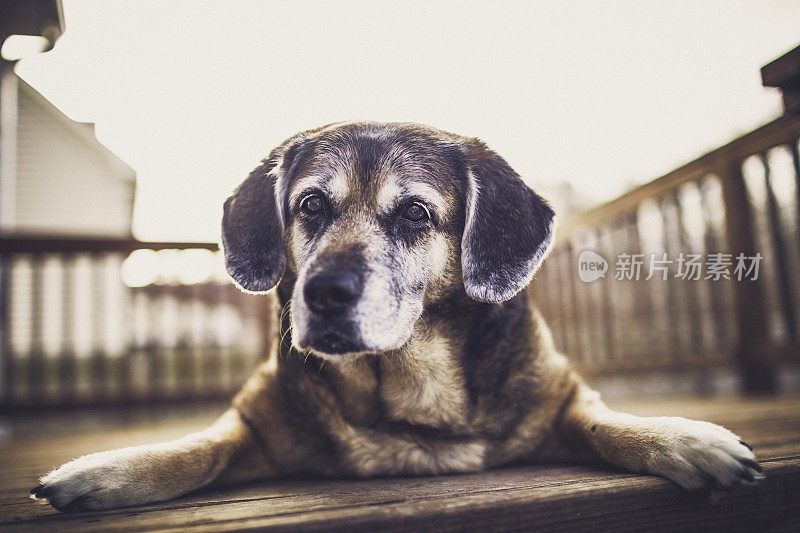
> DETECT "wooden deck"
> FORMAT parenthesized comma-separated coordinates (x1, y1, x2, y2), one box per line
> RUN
(1, 396, 799, 532)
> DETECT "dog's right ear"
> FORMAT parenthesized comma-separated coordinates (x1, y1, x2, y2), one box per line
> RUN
(221, 160, 287, 293)
(221, 127, 327, 292)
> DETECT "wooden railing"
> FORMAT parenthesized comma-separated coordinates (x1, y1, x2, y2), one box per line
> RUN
(2, 115, 798, 408)
(533, 113, 800, 393)
(0, 238, 272, 411)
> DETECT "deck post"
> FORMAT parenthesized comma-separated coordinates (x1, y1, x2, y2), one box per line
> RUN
(719, 160, 776, 394)
(761, 45, 800, 115)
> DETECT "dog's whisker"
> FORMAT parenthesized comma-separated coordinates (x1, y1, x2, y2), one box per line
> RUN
(278, 305, 293, 351)
(279, 302, 292, 327)
(279, 326, 292, 352)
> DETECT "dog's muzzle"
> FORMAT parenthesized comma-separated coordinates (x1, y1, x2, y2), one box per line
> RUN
(301, 269, 365, 354)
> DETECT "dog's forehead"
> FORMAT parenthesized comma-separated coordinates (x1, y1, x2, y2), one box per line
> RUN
(288, 123, 462, 213)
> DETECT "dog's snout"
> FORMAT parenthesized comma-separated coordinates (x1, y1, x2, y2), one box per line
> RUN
(304, 270, 362, 314)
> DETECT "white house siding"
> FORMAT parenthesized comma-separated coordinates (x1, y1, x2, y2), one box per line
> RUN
(13, 79, 134, 237)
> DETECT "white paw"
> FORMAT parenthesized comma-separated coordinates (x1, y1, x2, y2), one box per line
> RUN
(643, 417, 762, 491)
(31, 445, 168, 512)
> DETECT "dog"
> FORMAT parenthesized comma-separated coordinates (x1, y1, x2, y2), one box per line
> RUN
(31, 121, 761, 512)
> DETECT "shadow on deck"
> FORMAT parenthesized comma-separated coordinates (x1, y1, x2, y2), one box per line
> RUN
(0, 396, 798, 532)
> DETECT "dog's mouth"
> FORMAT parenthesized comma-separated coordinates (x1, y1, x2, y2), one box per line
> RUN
(308, 330, 364, 355)
(295, 318, 369, 356)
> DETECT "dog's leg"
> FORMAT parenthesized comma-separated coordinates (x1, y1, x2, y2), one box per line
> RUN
(31, 409, 271, 512)
(548, 379, 762, 491)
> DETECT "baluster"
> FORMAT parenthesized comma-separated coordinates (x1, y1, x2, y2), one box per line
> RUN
(551, 251, 570, 354)
(125, 288, 142, 402)
(203, 283, 223, 395)
(59, 254, 76, 405)
(230, 290, 249, 385)
(582, 230, 602, 367)
(628, 211, 654, 365)
(191, 283, 204, 395)
(610, 220, 631, 363)
(541, 251, 566, 353)
(118, 259, 134, 403)
(674, 189, 706, 356)
(699, 178, 732, 354)
(677, 186, 716, 392)
(198, 284, 217, 394)
(791, 140, 800, 264)
(145, 286, 162, 402)
(258, 286, 276, 363)
(555, 250, 575, 358)
(565, 242, 585, 364)
(536, 259, 553, 349)
(218, 284, 234, 391)
(761, 153, 797, 343)
(597, 225, 616, 362)
(174, 284, 193, 399)
(29, 254, 45, 404)
(659, 195, 684, 361)
(90, 253, 108, 401)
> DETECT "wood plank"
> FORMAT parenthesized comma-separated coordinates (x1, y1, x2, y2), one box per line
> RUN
(0, 396, 798, 531)
(2, 459, 797, 532)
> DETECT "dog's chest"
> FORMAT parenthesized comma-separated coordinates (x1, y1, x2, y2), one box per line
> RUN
(378, 334, 469, 429)
(323, 337, 482, 477)
(326, 335, 469, 430)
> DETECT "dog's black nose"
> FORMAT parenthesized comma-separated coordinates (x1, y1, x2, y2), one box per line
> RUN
(304, 270, 362, 314)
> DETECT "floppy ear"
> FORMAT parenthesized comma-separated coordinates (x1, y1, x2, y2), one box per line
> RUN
(461, 143, 556, 303)
(221, 160, 287, 293)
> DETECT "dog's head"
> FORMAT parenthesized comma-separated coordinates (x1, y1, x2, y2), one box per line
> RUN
(222, 122, 555, 357)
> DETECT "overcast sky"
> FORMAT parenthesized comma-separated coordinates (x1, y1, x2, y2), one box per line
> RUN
(14, 0, 800, 241)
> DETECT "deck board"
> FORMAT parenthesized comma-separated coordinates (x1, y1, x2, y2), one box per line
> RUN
(1, 396, 798, 531)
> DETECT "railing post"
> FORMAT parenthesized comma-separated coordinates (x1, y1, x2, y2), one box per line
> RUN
(720, 160, 777, 394)
(761, 153, 797, 343)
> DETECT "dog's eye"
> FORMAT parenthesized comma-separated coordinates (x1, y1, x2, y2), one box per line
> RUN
(301, 194, 325, 215)
(401, 202, 429, 223)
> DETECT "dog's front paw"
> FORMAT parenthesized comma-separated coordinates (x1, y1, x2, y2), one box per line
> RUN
(643, 417, 762, 491)
(31, 446, 167, 512)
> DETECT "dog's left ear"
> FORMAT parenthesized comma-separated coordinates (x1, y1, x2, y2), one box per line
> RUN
(461, 142, 556, 303)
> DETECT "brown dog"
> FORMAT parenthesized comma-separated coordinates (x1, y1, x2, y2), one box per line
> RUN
(31, 122, 761, 512)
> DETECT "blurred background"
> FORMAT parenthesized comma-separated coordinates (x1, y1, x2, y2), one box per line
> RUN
(1, 0, 799, 412)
